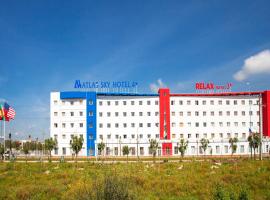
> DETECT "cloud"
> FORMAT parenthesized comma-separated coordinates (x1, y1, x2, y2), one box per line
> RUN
(149, 79, 167, 93)
(233, 49, 270, 81)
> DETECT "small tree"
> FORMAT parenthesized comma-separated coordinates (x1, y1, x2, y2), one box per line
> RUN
(22, 142, 30, 162)
(0, 144, 4, 161)
(149, 139, 159, 163)
(98, 141, 105, 160)
(45, 138, 57, 162)
(229, 137, 238, 156)
(70, 135, 84, 163)
(122, 145, 130, 163)
(200, 138, 209, 157)
(248, 132, 260, 160)
(178, 139, 188, 160)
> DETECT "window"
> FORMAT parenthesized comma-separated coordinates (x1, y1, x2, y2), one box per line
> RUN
(62, 123, 66, 128)
(235, 133, 238, 138)
(123, 101, 127, 105)
(89, 123, 93, 128)
(242, 133, 246, 139)
(79, 100, 83, 105)
(155, 112, 159, 116)
(179, 112, 183, 116)
(203, 122, 207, 127)
(155, 123, 159, 127)
(179, 122, 184, 127)
(171, 112, 175, 116)
(202, 100, 206, 105)
(115, 101, 119, 106)
(54, 100, 58, 105)
(89, 100, 94, 105)
(147, 123, 151, 127)
(89, 134, 93, 139)
(99, 112, 102, 117)
(54, 123, 58, 128)
(139, 123, 143, 127)
(115, 112, 119, 117)
(174, 146, 178, 154)
(123, 123, 127, 128)
(225, 146, 228, 153)
(115, 123, 119, 128)
(89, 111, 93, 116)
(210, 100, 214, 105)
(107, 135, 111, 139)
(211, 111, 214, 116)
(203, 111, 206, 116)
(234, 122, 238, 127)
(203, 133, 207, 138)
(219, 111, 222, 116)
(131, 123, 135, 128)
(226, 100, 230, 105)
(195, 122, 199, 127)
(179, 100, 183, 105)
(107, 101, 110, 106)
(241, 100, 245, 105)
(218, 100, 222, 105)
(211, 133, 215, 139)
(70, 123, 74, 128)
(211, 122, 215, 127)
(54, 112, 58, 116)
(249, 100, 253, 105)
(249, 111, 253, 116)
(195, 111, 199, 116)
(62, 147, 66, 155)
(240, 145, 244, 153)
(139, 112, 143, 116)
(187, 122, 191, 127)
(123, 112, 127, 117)
(242, 111, 245, 116)
(234, 100, 237, 105)
(216, 146, 220, 154)
(80, 123, 83, 128)
(234, 111, 238, 116)
(227, 122, 231, 127)
(107, 123, 111, 128)
(195, 100, 199, 105)
(219, 133, 223, 138)
(99, 101, 102, 106)
(187, 100, 191, 105)
(62, 112, 65, 117)
(187, 112, 191, 116)
(227, 133, 231, 138)
(62, 101, 65, 105)
(172, 122, 176, 127)
(140, 147, 144, 155)
(242, 122, 246, 127)
(147, 101, 151, 105)
(123, 134, 127, 139)
(155, 101, 159, 105)
(139, 101, 143, 105)
(131, 101, 135, 105)
(188, 134, 191, 138)
(80, 111, 83, 116)
(219, 122, 223, 127)
(99, 123, 103, 128)
(107, 112, 111, 117)
(196, 133, 199, 138)
(147, 112, 151, 116)
(147, 134, 151, 139)
(70, 112, 74, 116)
(131, 112, 135, 116)
(226, 111, 230, 116)
(171, 100, 175, 105)
(70, 101, 74, 105)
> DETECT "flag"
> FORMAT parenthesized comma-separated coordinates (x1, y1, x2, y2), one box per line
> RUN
(0, 102, 16, 121)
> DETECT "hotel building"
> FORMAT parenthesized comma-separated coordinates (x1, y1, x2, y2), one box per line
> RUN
(50, 89, 270, 157)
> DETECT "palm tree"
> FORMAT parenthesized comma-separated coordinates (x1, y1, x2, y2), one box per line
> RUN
(200, 138, 209, 157)
(178, 139, 188, 160)
(149, 139, 159, 163)
(248, 132, 260, 160)
(97, 141, 105, 161)
(45, 137, 57, 162)
(70, 135, 84, 163)
(122, 145, 130, 163)
(229, 137, 238, 156)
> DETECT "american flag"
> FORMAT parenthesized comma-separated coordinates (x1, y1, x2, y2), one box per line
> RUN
(4, 102, 16, 120)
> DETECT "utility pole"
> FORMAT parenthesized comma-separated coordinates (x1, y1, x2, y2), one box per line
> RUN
(259, 95, 263, 160)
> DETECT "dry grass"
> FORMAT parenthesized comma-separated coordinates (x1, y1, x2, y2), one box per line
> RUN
(0, 159, 270, 199)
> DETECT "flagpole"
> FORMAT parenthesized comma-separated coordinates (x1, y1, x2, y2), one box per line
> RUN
(3, 120, 5, 160)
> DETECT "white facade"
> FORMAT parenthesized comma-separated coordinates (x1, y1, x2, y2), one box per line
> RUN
(50, 91, 270, 157)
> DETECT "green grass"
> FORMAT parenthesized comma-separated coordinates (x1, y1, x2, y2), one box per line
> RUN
(0, 159, 270, 200)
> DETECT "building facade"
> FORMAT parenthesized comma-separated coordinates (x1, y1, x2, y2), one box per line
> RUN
(50, 89, 270, 157)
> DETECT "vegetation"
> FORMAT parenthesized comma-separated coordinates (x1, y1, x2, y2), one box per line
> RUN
(22, 142, 30, 161)
(178, 139, 188, 159)
(70, 135, 84, 162)
(229, 137, 239, 156)
(149, 139, 159, 163)
(122, 145, 130, 162)
(200, 138, 209, 156)
(0, 159, 269, 199)
(98, 141, 105, 159)
(0, 143, 4, 160)
(45, 138, 57, 162)
(248, 132, 260, 159)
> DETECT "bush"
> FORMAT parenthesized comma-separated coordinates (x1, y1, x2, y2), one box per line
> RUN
(213, 184, 227, 200)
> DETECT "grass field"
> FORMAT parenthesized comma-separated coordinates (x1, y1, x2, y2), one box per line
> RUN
(0, 159, 270, 200)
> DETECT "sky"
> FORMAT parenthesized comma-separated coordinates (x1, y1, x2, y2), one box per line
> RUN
(1, 0, 270, 140)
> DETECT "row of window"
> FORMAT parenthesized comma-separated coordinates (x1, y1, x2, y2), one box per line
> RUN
(53, 100, 84, 106)
(173, 110, 259, 117)
(99, 100, 159, 106)
(54, 111, 84, 117)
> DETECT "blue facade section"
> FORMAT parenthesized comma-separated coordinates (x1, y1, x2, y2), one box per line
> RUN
(60, 91, 97, 156)
(86, 92, 97, 156)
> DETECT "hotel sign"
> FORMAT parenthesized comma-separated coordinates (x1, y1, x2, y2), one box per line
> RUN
(74, 80, 139, 93)
(195, 82, 233, 93)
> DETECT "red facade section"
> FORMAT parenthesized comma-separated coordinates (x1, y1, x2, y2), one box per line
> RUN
(162, 143, 172, 156)
(159, 88, 171, 140)
(262, 91, 270, 137)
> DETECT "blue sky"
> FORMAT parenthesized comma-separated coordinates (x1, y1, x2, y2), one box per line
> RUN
(1, 0, 270, 140)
